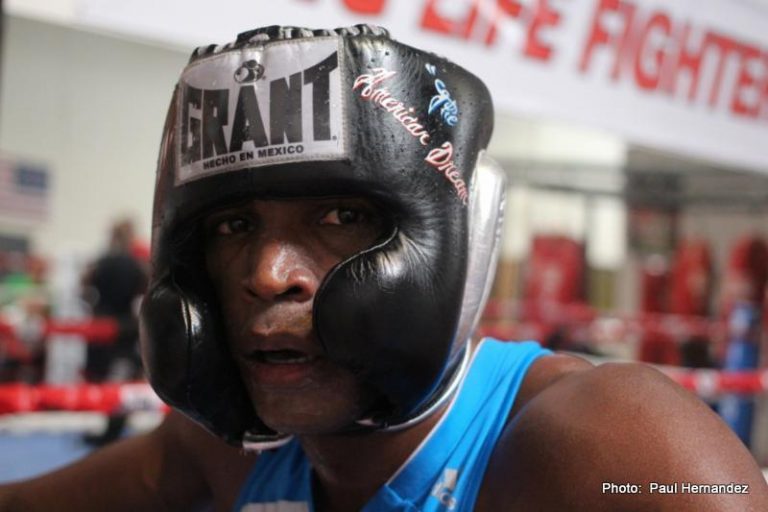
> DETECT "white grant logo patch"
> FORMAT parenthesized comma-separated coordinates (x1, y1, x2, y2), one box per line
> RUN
(176, 36, 347, 184)
(431, 467, 459, 510)
(241, 501, 309, 512)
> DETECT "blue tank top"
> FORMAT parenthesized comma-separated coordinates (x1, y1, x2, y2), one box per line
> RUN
(233, 339, 550, 512)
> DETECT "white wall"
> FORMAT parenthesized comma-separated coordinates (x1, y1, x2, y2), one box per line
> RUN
(0, 15, 188, 257)
(2, 14, 633, 268)
(489, 116, 626, 167)
(489, 115, 627, 268)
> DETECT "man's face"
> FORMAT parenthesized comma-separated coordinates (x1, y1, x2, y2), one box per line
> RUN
(204, 197, 386, 434)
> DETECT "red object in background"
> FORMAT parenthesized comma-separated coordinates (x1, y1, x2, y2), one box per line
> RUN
(721, 236, 768, 313)
(524, 235, 585, 304)
(43, 318, 119, 344)
(640, 254, 669, 313)
(669, 239, 713, 316)
(764, 282, 768, 333)
(131, 240, 150, 263)
(344, 0, 387, 15)
(0, 382, 167, 415)
(638, 328, 681, 366)
(0, 317, 119, 347)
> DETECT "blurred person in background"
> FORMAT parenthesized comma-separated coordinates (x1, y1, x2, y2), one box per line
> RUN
(0, 253, 50, 383)
(80, 218, 148, 445)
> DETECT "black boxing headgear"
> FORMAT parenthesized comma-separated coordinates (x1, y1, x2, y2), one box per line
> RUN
(140, 25, 506, 448)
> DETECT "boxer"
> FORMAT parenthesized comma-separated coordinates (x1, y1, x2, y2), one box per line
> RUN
(1, 25, 766, 511)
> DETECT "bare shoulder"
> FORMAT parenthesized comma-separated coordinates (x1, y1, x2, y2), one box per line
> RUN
(0, 410, 256, 512)
(507, 351, 594, 418)
(477, 355, 768, 511)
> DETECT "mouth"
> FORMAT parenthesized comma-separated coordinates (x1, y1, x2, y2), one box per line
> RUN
(248, 349, 319, 365)
(239, 346, 325, 389)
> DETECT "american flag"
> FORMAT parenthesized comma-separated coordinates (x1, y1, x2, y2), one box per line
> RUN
(0, 158, 50, 220)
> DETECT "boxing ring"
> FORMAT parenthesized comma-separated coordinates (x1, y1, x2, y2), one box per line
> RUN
(1, 316, 767, 484)
(0, 410, 164, 482)
(2, 370, 767, 483)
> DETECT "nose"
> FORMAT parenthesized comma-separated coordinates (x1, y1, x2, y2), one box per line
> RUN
(242, 235, 319, 303)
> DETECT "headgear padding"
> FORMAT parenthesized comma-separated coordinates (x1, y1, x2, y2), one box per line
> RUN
(140, 24, 505, 447)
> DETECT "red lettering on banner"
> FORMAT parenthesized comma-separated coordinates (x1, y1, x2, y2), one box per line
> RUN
(420, 0, 563, 61)
(484, 0, 524, 47)
(463, 2, 481, 40)
(662, 23, 705, 102)
(578, 0, 768, 123)
(579, 0, 614, 72)
(420, 0, 452, 34)
(524, 0, 562, 61)
(761, 55, 768, 120)
(343, 0, 387, 14)
(421, 0, 482, 40)
(579, 0, 637, 80)
(407, 0, 768, 125)
(422, 0, 513, 42)
(730, 44, 763, 118)
(706, 33, 739, 108)
(611, 3, 637, 80)
(633, 12, 671, 91)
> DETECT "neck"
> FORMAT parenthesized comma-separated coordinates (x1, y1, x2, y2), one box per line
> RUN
(299, 404, 447, 512)
(300, 339, 482, 511)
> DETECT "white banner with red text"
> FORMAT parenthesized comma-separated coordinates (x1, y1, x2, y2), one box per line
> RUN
(13, 0, 768, 172)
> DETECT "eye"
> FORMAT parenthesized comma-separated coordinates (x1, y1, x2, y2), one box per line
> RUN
(319, 207, 366, 226)
(208, 215, 253, 236)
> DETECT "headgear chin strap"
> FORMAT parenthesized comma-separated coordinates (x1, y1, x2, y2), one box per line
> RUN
(141, 24, 505, 449)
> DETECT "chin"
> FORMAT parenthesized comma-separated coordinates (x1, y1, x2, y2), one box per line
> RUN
(256, 400, 362, 435)
(248, 385, 375, 436)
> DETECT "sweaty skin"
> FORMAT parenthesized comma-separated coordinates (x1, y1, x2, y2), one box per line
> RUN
(1, 198, 767, 511)
(203, 198, 385, 436)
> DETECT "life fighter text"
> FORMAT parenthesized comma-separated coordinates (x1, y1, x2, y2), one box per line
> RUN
(180, 52, 338, 167)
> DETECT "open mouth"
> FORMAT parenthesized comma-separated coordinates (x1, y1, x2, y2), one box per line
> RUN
(249, 350, 318, 365)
